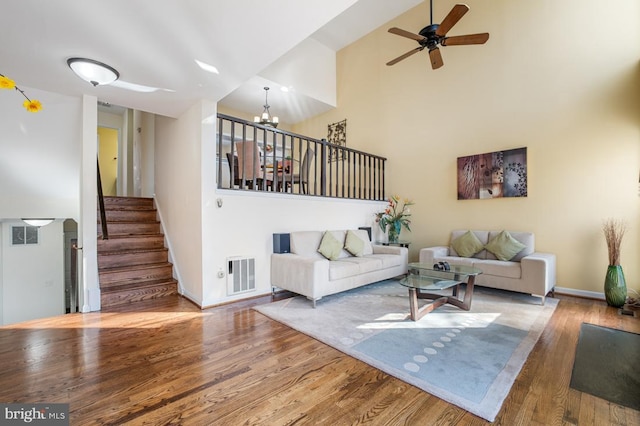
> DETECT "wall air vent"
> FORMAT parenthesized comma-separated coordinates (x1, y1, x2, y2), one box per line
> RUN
(227, 256, 256, 295)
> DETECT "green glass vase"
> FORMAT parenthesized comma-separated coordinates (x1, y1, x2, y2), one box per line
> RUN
(604, 265, 627, 308)
(388, 222, 401, 243)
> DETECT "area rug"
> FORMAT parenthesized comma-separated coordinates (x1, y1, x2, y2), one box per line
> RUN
(254, 280, 558, 422)
(570, 323, 640, 410)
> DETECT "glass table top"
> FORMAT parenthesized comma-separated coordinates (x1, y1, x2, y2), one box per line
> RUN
(400, 262, 483, 291)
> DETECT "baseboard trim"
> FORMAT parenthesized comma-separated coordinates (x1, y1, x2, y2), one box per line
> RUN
(555, 286, 605, 301)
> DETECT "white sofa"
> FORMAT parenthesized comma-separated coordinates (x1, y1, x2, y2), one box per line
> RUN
(271, 229, 408, 307)
(419, 230, 556, 304)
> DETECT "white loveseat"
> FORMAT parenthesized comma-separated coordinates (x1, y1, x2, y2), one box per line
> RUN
(419, 230, 556, 304)
(271, 229, 408, 307)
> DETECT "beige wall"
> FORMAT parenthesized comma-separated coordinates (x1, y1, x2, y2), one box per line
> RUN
(293, 0, 640, 295)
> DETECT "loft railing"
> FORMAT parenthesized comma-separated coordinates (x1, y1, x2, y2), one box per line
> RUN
(216, 114, 386, 200)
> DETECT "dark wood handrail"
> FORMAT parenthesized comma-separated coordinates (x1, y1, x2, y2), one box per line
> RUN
(97, 159, 109, 240)
(217, 114, 387, 200)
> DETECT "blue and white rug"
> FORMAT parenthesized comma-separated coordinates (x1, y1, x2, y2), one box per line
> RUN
(254, 280, 558, 422)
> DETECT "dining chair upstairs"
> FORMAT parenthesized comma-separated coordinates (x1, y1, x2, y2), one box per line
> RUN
(284, 147, 315, 194)
(235, 141, 273, 190)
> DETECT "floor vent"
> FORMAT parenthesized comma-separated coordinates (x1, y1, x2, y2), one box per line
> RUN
(227, 256, 256, 295)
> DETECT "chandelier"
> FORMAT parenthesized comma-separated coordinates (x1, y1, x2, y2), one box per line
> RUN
(254, 87, 279, 128)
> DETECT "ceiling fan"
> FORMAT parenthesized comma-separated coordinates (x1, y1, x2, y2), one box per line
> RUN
(386, 1, 489, 70)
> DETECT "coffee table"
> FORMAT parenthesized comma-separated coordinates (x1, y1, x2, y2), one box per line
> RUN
(399, 263, 483, 321)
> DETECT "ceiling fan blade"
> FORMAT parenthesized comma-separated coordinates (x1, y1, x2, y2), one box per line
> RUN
(386, 47, 424, 66)
(388, 27, 425, 42)
(429, 48, 444, 70)
(435, 4, 469, 37)
(442, 33, 490, 46)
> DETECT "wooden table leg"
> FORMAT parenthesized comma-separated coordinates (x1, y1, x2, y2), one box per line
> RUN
(446, 275, 475, 311)
(408, 288, 448, 321)
(407, 276, 477, 320)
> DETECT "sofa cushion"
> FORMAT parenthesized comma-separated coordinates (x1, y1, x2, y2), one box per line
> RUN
(354, 229, 374, 255)
(367, 254, 404, 269)
(434, 256, 475, 268)
(485, 230, 527, 261)
(344, 230, 366, 256)
(488, 231, 534, 261)
(451, 230, 485, 258)
(473, 259, 522, 279)
(336, 256, 383, 274)
(329, 260, 361, 280)
(290, 231, 324, 258)
(449, 230, 489, 259)
(318, 231, 343, 260)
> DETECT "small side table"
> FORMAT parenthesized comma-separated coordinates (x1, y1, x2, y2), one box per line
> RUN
(376, 240, 410, 248)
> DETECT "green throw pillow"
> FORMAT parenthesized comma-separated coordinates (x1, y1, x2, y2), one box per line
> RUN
(344, 230, 365, 257)
(485, 230, 526, 261)
(318, 231, 343, 260)
(451, 230, 484, 258)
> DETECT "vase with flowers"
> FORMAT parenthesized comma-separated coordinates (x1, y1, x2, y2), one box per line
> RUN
(602, 218, 627, 308)
(375, 195, 414, 243)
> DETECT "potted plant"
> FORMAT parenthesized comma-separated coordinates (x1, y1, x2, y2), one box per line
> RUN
(375, 195, 414, 243)
(602, 218, 627, 308)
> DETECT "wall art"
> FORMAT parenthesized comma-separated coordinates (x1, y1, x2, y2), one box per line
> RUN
(327, 119, 346, 161)
(457, 147, 527, 200)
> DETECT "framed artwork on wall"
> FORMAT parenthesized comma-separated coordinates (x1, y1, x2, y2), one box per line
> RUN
(457, 147, 527, 200)
(327, 119, 346, 162)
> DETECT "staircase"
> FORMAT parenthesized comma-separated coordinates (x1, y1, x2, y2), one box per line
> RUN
(97, 196, 178, 308)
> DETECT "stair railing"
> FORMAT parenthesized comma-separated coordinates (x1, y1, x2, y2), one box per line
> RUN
(97, 159, 109, 240)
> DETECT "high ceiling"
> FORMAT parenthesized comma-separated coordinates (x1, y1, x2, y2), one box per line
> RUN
(1, 0, 422, 122)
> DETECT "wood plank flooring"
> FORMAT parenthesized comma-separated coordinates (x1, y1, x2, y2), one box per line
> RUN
(0, 292, 638, 425)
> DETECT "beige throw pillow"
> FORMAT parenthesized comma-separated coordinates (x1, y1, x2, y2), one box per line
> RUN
(344, 230, 366, 257)
(485, 230, 526, 261)
(318, 231, 343, 260)
(451, 230, 484, 258)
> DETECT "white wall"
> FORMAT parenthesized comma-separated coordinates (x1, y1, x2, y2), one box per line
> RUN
(260, 38, 337, 107)
(0, 86, 83, 323)
(80, 96, 99, 312)
(1, 220, 65, 325)
(0, 87, 81, 220)
(155, 104, 205, 303)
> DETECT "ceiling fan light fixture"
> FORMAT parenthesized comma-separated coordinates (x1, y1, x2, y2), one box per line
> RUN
(67, 57, 119, 87)
(253, 87, 279, 128)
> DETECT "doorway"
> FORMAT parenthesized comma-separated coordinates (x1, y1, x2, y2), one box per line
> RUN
(98, 126, 119, 196)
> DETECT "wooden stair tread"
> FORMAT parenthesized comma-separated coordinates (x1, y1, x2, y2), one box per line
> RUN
(98, 232, 164, 238)
(99, 261, 173, 273)
(100, 278, 178, 293)
(98, 247, 168, 255)
(97, 220, 160, 224)
(99, 205, 156, 210)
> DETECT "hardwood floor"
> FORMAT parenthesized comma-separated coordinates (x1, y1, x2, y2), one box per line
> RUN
(0, 292, 638, 425)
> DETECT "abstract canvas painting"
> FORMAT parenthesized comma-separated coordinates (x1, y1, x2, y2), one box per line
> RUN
(457, 147, 527, 200)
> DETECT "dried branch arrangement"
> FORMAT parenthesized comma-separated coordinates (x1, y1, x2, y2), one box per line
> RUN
(602, 218, 626, 266)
